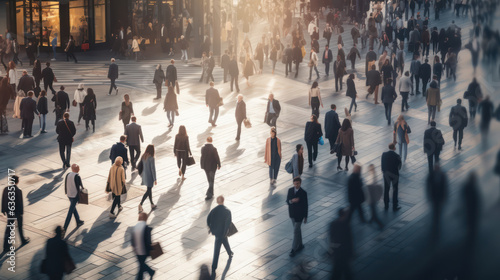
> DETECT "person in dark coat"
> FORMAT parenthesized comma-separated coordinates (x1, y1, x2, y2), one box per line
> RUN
(265, 93, 281, 127)
(20, 90, 39, 137)
(418, 58, 432, 95)
(131, 213, 155, 280)
(304, 114, 323, 168)
(426, 164, 448, 240)
(201, 137, 221, 200)
(464, 78, 482, 120)
(165, 59, 177, 88)
(235, 94, 246, 141)
(381, 143, 402, 211)
(56, 112, 76, 168)
(207, 196, 233, 277)
(205, 52, 216, 83)
(478, 95, 495, 135)
(365, 47, 377, 85)
(53, 86, 70, 125)
(284, 44, 293, 77)
(153, 64, 165, 100)
(322, 45, 333, 76)
(286, 178, 308, 257)
(32, 60, 42, 91)
(329, 208, 353, 280)
(41, 62, 56, 95)
(348, 164, 366, 222)
(43, 226, 71, 280)
(205, 82, 221, 126)
(229, 55, 240, 92)
(174, 125, 192, 179)
(82, 88, 97, 132)
(449, 99, 468, 150)
(366, 65, 382, 104)
(107, 58, 119, 95)
(110, 135, 129, 169)
(292, 44, 302, 78)
(347, 44, 361, 70)
(423, 121, 445, 173)
(121, 94, 134, 132)
(346, 74, 357, 113)
(2, 175, 30, 253)
(333, 55, 346, 92)
(324, 104, 342, 153)
(163, 86, 178, 127)
(221, 50, 230, 83)
(17, 70, 35, 95)
(37, 90, 48, 133)
(65, 36, 77, 63)
(381, 80, 397, 126)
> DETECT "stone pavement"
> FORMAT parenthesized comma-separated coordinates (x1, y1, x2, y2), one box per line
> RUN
(1, 6, 500, 280)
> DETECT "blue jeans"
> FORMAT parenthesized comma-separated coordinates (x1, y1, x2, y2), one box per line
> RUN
(40, 114, 46, 131)
(52, 46, 56, 58)
(269, 158, 281, 179)
(136, 255, 154, 280)
(63, 197, 81, 230)
(399, 141, 408, 162)
(309, 65, 319, 79)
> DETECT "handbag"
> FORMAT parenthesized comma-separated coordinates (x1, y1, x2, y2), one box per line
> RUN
(244, 118, 252, 128)
(137, 159, 144, 175)
(227, 222, 238, 237)
(186, 154, 196, 166)
(217, 97, 224, 107)
(318, 136, 324, 145)
(78, 188, 88, 205)
(285, 158, 293, 174)
(150, 242, 164, 260)
(72, 100, 77, 107)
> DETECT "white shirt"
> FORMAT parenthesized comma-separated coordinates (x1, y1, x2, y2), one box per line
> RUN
(133, 221, 147, 255)
(8, 69, 17, 85)
(66, 172, 79, 198)
(308, 22, 316, 36)
(161, 26, 165, 37)
(74, 89, 87, 104)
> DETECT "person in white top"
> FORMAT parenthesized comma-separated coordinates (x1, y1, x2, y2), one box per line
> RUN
(63, 164, 84, 236)
(398, 71, 412, 112)
(8, 61, 17, 99)
(308, 48, 320, 80)
(131, 213, 156, 278)
(73, 83, 87, 125)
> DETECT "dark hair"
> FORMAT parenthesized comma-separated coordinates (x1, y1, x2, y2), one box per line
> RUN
(341, 119, 351, 131)
(178, 125, 187, 137)
(457, 98, 462, 104)
(55, 226, 63, 238)
(296, 144, 303, 152)
(293, 177, 302, 183)
(311, 81, 318, 89)
(331, 104, 336, 110)
(46, 61, 50, 67)
(311, 114, 318, 123)
(60, 85, 65, 90)
(40, 90, 47, 97)
(389, 143, 396, 150)
(11, 175, 19, 184)
(120, 135, 127, 142)
(87, 88, 95, 98)
(349, 73, 355, 79)
(142, 144, 155, 159)
(405, 71, 410, 76)
(430, 121, 436, 127)
(131, 116, 137, 122)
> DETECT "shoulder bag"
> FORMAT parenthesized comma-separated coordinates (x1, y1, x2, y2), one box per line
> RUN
(227, 222, 238, 237)
(244, 118, 252, 128)
(285, 158, 293, 174)
(186, 153, 196, 166)
(150, 242, 164, 260)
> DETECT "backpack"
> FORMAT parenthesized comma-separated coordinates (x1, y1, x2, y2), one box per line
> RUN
(285, 158, 293, 174)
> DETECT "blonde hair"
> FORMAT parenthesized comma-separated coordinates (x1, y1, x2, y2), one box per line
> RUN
(114, 156, 123, 166)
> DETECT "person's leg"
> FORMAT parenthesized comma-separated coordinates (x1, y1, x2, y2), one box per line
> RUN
(129, 146, 136, 169)
(181, 152, 187, 175)
(312, 141, 318, 162)
(140, 188, 150, 205)
(273, 160, 280, 179)
(41, 114, 46, 131)
(337, 155, 343, 168)
(236, 120, 242, 139)
(458, 128, 463, 148)
(309, 66, 313, 80)
(221, 236, 233, 255)
(403, 142, 408, 162)
(148, 187, 154, 205)
(85, 119, 90, 130)
(453, 129, 458, 147)
(58, 142, 66, 165)
(383, 172, 390, 208)
(208, 107, 214, 123)
(393, 177, 399, 208)
(428, 154, 434, 173)
(345, 155, 350, 168)
(374, 85, 379, 103)
(325, 62, 329, 76)
(349, 97, 355, 113)
(357, 204, 366, 222)
(206, 170, 215, 198)
(291, 219, 303, 251)
(213, 107, 219, 124)
(235, 76, 240, 92)
(110, 194, 119, 214)
(268, 165, 273, 180)
(431, 105, 436, 121)
(314, 65, 319, 78)
(63, 198, 77, 230)
(306, 141, 313, 166)
(388, 104, 393, 124)
(212, 237, 223, 272)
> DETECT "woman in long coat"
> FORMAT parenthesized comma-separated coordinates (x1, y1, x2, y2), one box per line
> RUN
(139, 144, 157, 213)
(243, 54, 256, 87)
(264, 127, 282, 185)
(106, 156, 126, 219)
(163, 85, 178, 127)
(335, 119, 355, 171)
(82, 88, 97, 132)
(393, 115, 411, 162)
(120, 94, 134, 133)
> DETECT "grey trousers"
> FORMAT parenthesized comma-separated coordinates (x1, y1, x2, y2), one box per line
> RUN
(291, 219, 303, 251)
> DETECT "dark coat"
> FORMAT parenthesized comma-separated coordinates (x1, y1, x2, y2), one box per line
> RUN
(329, 216, 353, 259)
(45, 237, 70, 277)
(426, 169, 448, 204)
(381, 150, 402, 177)
(346, 78, 356, 98)
(166, 65, 177, 82)
(333, 60, 346, 77)
(449, 104, 468, 130)
(335, 128, 355, 156)
(205, 87, 220, 108)
(286, 187, 308, 222)
(265, 99, 281, 117)
(41, 67, 55, 83)
(20, 97, 38, 119)
(2, 185, 23, 217)
(18, 75, 35, 94)
(37, 96, 48, 115)
(418, 62, 432, 81)
(348, 173, 365, 205)
(367, 70, 381, 86)
(174, 135, 191, 154)
(56, 118, 76, 144)
(304, 121, 323, 143)
(54, 90, 70, 110)
(433, 63, 443, 78)
(292, 46, 302, 63)
(153, 69, 165, 84)
(110, 142, 129, 164)
(381, 85, 398, 104)
(221, 54, 230, 69)
(235, 100, 246, 122)
(228, 59, 239, 76)
(82, 94, 97, 121)
(131, 225, 152, 256)
(108, 63, 119, 80)
(322, 49, 333, 63)
(324, 110, 341, 139)
(207, 205, 232, 238)
(423, 127, 445, 154)
(200, 143, 221, 171)
(284, 47, 293, 63)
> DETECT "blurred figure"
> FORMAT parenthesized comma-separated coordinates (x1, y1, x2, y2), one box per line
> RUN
(205, 81, 220, 126)
(366, 164, 384, 229)
(43, 226, 73, 280)
(291, 144, 304, 179)
(449, 99, 468, 150)
(153, 64, 165, 100)
(120, 94, 134, 132)
(131, 213, 156, 279)
(335, 119, 355, 171)
(2, 175, 30, 253)
(235, 94, 246, 141)
(464, 78, 482, 120)
(329, 208, 353, 280)
(381, 143, 402, 211)
(324, 104, 342, 153)
(426, 164, 448, 241)
(304, 114, 323, 168)
(138, 145, 157, 213)
(462, 172, 480, 243)
(308, 82, 323, 117)
(286, 178, 308, 257)
(423, 121, 445, 173)
(347, 164, 366, 222)
(477, 95, 494, 135)
(106, 156, 126, 219)
(163, 86, 178, 128)
(207, 196, 233, 278)
(393, 115, 411, 163)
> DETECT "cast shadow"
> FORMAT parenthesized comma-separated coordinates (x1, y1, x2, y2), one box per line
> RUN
(141, 103, 159, 117)
(27, 177, 63, 205)
(151, 128, 172, 147)
(181, 198, 214, 260)
(149, 179, 183, 227)
(224, 141, 245, 162)
(221, 257, 233, 280)
(98, 147, 112, 163)
(197, 127, 214, 148)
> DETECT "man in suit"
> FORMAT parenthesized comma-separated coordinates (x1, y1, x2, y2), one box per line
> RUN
(54, 85, 70, 125)
(165, 59, 177, 88)
(221, 50, 230, 83)
(424, 121, 445, 172)
(207, 196, 233, 277)
(286, 177, 308, 257)
(160, 24, 167, 52)
(107, 58, 119, 95)
(324, 104, 341, 153)
(449, 99, 468, 150)
(329, 207, 353, 280)
(2, 175, 30, 254)
(206, 51, 215, 83)
(292, 43, 302, 78)
(348, 164, 366, 223)
(41, 62, 56, 95)
(17, 70, 35, 95)
(63, 164, 84, 236)
(125, 116, 144, 170)
(366, 65, 382, 104)
(20, 90, 39, 137)
(265, 93, 281, 127)
(205, 82, 221, 126)
(381, 79, 398, 125)
(235, 94, 246, 141)
(110, 135, 129, 172)
(201, 137, 221, 200)
(284, 44, 293, 77)
(381, 143, 402, 211)
(56, 112, 76, 168)
(418, 58, 432, 96)
(410, 54, 421, 95)
(365, 47, 377, 85)
(229, 55, 240, 93)
(322, 45, 333, 76)
(333, 55, 346, 92)
(131, 213, 155, 280)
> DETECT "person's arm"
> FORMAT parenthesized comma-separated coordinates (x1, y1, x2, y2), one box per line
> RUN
(215, 149, 221, 169)
(187, 137, 191, 154)
(308, 89, 311, 106)
(286, 189, 292, 205)
(318, 89, 323, 107)
(151, 158, 157, 184)
(303, 191, 308, 223)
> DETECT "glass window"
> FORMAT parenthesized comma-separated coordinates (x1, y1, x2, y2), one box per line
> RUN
(15, 1, 25, 45)
(41, 1, 60, 47)
(94, 0, 106, 43)
(69, 0, 89, 46)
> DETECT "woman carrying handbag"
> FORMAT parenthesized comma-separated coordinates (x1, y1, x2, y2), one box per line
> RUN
(106, 156, 126, 219)
(335, 119, 355, 171)
(174, 125, 191, 180)
(138, 145, 157, 213)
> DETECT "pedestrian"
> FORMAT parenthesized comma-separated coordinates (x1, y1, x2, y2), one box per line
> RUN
(423, 121, 445, 172)
(393, 115, 411, 162)
(381, 59, 394, 85)
(132, 36, 140, 61)
(62, 164, 85, 235)
(174, 125, 192, 180)
(0, 78, 9, 134)
(179, 35, 189, 62)
(286, 178, 308, 257)
(366, 65, 381, 104)
(131, 213, 156, 279)
(264, 93, 281, 127)
(221, 50, 230, 82)
(106, 156, 126, 219)
(291, 144, 304, 179)
(53, 86, 69, 125)
(205, 81, 220, 127)
(324, 104, 342, 153)
(270, 45, 278, 75)
(333, 55, 346, 92)
(12, 89, 25, 121)
(7, 61, 17, 99)
(20, 90, 39, 138)
(284, 44, 293, 77)
(410, 54, 421, 95)
(445, 48, 457, 81)
(2, 175, 30, 253)
(82, 88, 97, 132)
(32, 59, 42, 90)
(308, 82, 323, 117)
(365, 47, 377, 85)
(329, 208, 353, 279)
(42, 226, 72, 280)
(206, 52, 215, 83)
(37, 89, 48, 133)
(366, 164, 384, 229)
(235, 94, 246, 141)
(346, 74, 357, 114)
(199, 52, 207, 83)
(110, 135, 129, 173)
(51, 34, 58, 60)
(419, 58, 432, 95)
(243, 54, 256, 86)
(308, 47, 320, 80)
(347, 164, 366, 222)
(399, 71, 412, 112)
(120, 94, 134, 132)
(449, 99, 468, 150)
(163, 86, 178, 127)
(292, 43, 302, 78)
(125, 116, 143, 171)
(153, 64, 165, 100)
(73, 84, 86, 125)
(347, 44, 361, 70)
(426, 163, 448, 239)
(201, 137, 221, 200)
(255, 42, 264, 74)
(335, 119, 355, 171)
(426, 79, 441, 124)
(433, 56, 443, 85)
(464, 78, 482, 120)
(265, 127, 282, 185)
(17, 70, 35, 97)
(322, 45, 333, 76)
(381, 143, 402, 211)
(478, 95, 495, 135)
(108, 58, 119, 95)
(229, 55, 240, 93)
(138, 145, 157, 213)
(381, 79, 397, 126)
(304, 114, 323, 168)
(207, 195, 234, 278)
(42, 62, 56, 95)
(166, 59, 177, 88)
(56, 112, 76, 168)
(11, 38, 21, 66)
(65, 35, 77, 63)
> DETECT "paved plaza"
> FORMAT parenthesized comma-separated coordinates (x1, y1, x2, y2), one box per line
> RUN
(1, 7, 500, 280)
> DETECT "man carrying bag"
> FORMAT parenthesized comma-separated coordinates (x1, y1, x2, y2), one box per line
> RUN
(131, 213, 157, 279)
(63, 164, 85, 237)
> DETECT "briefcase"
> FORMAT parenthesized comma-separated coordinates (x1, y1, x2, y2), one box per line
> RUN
(150, 242, 164, 260)
(78, 189, 88, 205)
(227, 222, 238, 237)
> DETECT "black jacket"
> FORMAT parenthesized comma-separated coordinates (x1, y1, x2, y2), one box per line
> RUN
(292, 46, 302, 63)
(284, 47, 293, 63)
(324, 110, 341, 139)
(265, 99, 281, 117)
(41, 67, 55, 83)
(229, 59, 239, 76)
(235, 101, 246, 122)
(207, 56, 215, 69)
(423, 127, 445, 154)
(381, 85, 398, 104)
(56, 118, 76, 145)
(153, 69, 165, 84)
(449, 104, 468, 130)
(286, 187, 308, 222)
(18, 75, 35, 94)
(346, 78, 356, 98)
(20, 97, 38, 119)
(322, 49, 333, 64)
(221, 54, 230, 69)
(54, 90, 70, 110)
(367, 70, 381, 86)
(381, 150, 402, 177)
(166, 65, 177, 82)
(2, 185, 23, 217)
(110, 142, 129, 164)
(174, 135, 191, 154)
(348, 173, 365, 205)
(108, 63, 119, 80)
(45, 237, 70, 276)
(304, 121, 323, 143)
(201, 143, 221, 172)
(131, 225, 152, 256)
(418, 62, 432, 81)
(207, 205, 232, 238)
(37, 96, 48, 115)
(205, 87, 220, 108)
(333, 60, 346, 77)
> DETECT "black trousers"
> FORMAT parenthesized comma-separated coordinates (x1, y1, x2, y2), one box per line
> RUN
(78, 103, 84, 123)
(266, 113, 277, 127)
(205, 170, 216, 198)
(109, 79, 117, 95)
(3, 215, 27, 251)
(129, 145, 141, 169)
(44, 81, 56, 95)
(136, 255, 154, 280)
(66, 51, 77, 62)
(311, 97, 320, 117)
(383, 172, 399, 208)
(205, 68, 214, 83)
(332, 257, 353, 280)
(285, 61, 292, 76)
(54, 109, 64, 125)
(427, 151, 441, 173)
(176, 151, 188, 175)
(306, 140, 318, 166)
(155, 83, 162, 99)
(335, 75, 343, 92)
(230, 75, 240, 92)
(411, 74, 420, 93)
(349, 203, 366, 222)
(422, 43, 429, 57)
(236, 119, 243, 139)
(110, 193, 121, 214)
(59, 142, 72, 165)
(294, 62, 300, 77)
(209, 106, 219, 124)
(401, 92, 409, 111)
(421, 78, 429, 95)
(212, 236, 232, 272)
(140, 187, 153, 206)
(223, 68, 228, 82)
(22, 118, 33, 136)
(384, 103, 393, 125)
(453, 128, 464, 147)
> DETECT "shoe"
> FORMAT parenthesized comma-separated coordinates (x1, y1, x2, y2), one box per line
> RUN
(109, 213, 116, 219)
(337, 166, 343, 171)
(41, 130, 47, 134)
(138, 205, 143, 213)
(393, 206, 401, 211)
(108, 93, 111, 96)
(309, 164, 313, 168)
(297, 244, 304, 252)
(289, 250, 296, 257)
(22, 237, 30, 245)
(235, 137, 240, 141)
(116, 88, 118, 95)
(151, 204, 157, 210)
(345, 166, 349, 171)
(118, 206, 123, 212)
(77, 220, 84, 227)
(228, 251, 234, 258)
(66, 163, 71, 168)
(384, 205, 389, 210)
(212, 123, 217, 127)
(178, 169, 182, 176)
(458, 146, 462, 150)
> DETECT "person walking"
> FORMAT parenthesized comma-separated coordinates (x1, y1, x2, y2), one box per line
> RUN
(243, 54, 256, 86)
(120, 94, 134, 132)
(82, 88, 97, 132)
(424, 121, 445, 173)
(393, 115, 411, 163)
(464, 78, 482, 120)
(179, 35, 189, 62)
(131, 213, 156, 280)
(291, 144, 304, 179)
(17, 70, 35, 97)
(365, 47, 377, 85)
(478, 96, 495, 135)
(333, 55, 346, 92)
(107, 58, 119, 95)
(37, 90, 48, 133)
(410, 55, 421, 95)
(286, 178, 308, 257)
(54, 86, 70, 125)
(62, 164, 85, 235)
(41, 62, 56, 95)
(322, 45, 333, 76)
(138, 145, 157, 213)
(304, 114, 323, 168)
(265, 127, 282, 185)
(308, 82, 323, 117)
(32, 60, 42, 91)
(20, 90, 39, 138)
(221, 50, 230, 82)
(106, 156, 126, 219)
(207, 195, 234, 278)
(381, 79, 397, 126)
(199, 52, 208, 83)
(166, 59, 177, 88)
(449, 99, 468, 150)
(325, 104, 342, 153)
(284, 44, 293, 77)
(205, 82, 220, 126)
(0, 78, 10, 134)
(366, 65, 381, 104)
(399, 71, 412, 112)
(433, 56, 443, 85)
(381, 143, 402, 211)
(235, 94, 246, 141)
(2, 175, 30, 253)
(419, 58, 432, 95)
(347, 44, 361, 70)
(346, 74, 357, 114)
(308, 47, 320, 80)
(205, 52, 216, 83)
(125, 116, 144, 171)
(201, 137, 221, 200)
(255, 42, 264, 74)
(7, 61, 17, 99)
(110, 135, 129, 172)
(43, 226, 73, 280)
(426, 164, 448, 239)
(56, 112, 76, 168)
(335, 119, 355, 171)
(163, 86, 178, 128)
(329, 208, 353, 279)
(152, 64, 165, 100)
(426, 79, 441, 124)
(174, 125, 192, 180)
(265, 93, 281, 127)
(229, 55, 240, 92)
(292, 44, 302, 78)
(73, 84, 86, 125)
(366, 164, 384, 229)
(348, 164, 366, 222)
(65, 36, 77, 63)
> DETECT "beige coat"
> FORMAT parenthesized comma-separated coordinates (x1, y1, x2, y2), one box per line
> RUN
(107, 164, 125, 195)
(264, 137, 281, 166)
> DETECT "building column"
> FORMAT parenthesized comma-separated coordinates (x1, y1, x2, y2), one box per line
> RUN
(192, 0, 204, 58)
(212, 0, 220, 56)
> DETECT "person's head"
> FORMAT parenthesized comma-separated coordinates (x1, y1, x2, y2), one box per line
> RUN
(55, 226, 63, 238)
(371, 65, 376, 70)
(349, 73, 355, 80)
(456, 98, 462, 105)
(270, 126, 277, 138)
(71, 163, 80, 173)
(384, 59, 389, 66)
(8, 61, 15, 70)
(39, 90, 46, 97)
(63, 112, 70, 119)
(311, 114, 318, 123)
(432, 74, 437, 80)
(143, 144, 155, 159)
(120, 135, 127, 143)
(202, 52, 206, 57)
(178, 125, 187, 137)
(206, 136, 213, 143)
(156, 64, 162, 70)
(296, 144, 303, 155)
(331, 104, 336, 110)
(60, 85, 65, 91)
(77, 83, 84, 90)
(434, 56, 440, 63)
(389, 143, 396, 151)
(87, 88, 95, 97)
(311, 81, 318, 89)
(430, 121, 437, 127)
(404, 71, 410, 77)
(353, 163, 362, 174)
(131, 116, 137, 123)
(209, 81, 214, 87)
(114, 156, 123, 166)
(46, 61, 51, 67)
(124, 94, 130, 102)
(341, 118, 351, 131)
(293, 177, 302, 189)
(325, 45, 329, 50)
(425, 58, 429, 63)
(237, 94, 243, 102)
(216, 195, 225, 205)
(22, 70, 28, 76)
(138, 212, 148, 221)
(171, 59, 175, 64)
(397, 114, 405, 123)
(111, 58, 115, 63)
(268, 93, 274, 100)
(27, 90, 34, 97)
(11, 175, 19, 185)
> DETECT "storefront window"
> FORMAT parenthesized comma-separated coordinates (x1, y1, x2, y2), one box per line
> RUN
(70, 0, 89, 46)
(41, 1, 60, 47)
(15, 1, 25, 45)
(94, 0, 106, 43)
